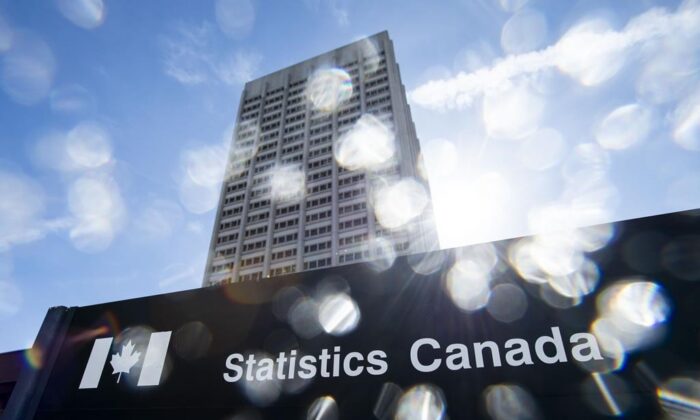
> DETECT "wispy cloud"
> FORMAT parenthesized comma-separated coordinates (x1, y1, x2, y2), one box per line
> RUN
(303, 0, 350, 26)
(215, 51, 263, 85)
(410, 0, 700, 110)
(160, 21, 262, 86)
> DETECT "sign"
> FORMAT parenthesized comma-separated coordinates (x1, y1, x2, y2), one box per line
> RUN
(9, 210, 700, 419)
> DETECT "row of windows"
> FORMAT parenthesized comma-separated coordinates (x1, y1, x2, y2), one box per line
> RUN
(252, 175, 270, 187)
(249, 199, 271, 211)
(240, 255, 264, 268)
(339, 201, 366, 216)
(282, 153, 303, 164)
(240, 271, 263, 282)
(226, 181, 247, 194)
(308, 145, 331, 159)
(224, 193, 244, 205)
(220, 219, 241, 231)
(273, 232, 298, 245)
(308, 182, 332, 195)
(242, 239, 267, 252)
(309, 124, 332, 137)
(303, 257, 331, 270)
(338, 216, 368, 231)
(339, 186, 365, 201)
(250, 187, 270, 198)
(339, 250, 369, 264)
(283, 143, 303, 155)
(338, 173, 364, 187)
(306, 210, 331, 223)
(309, 134, 332, 148)
(308, 169, 331, 183)
(255, 151, 276, 163)
(261, 121, 280, 133)
(277, 204, 300, 216)
(261, 112, 281, 124)
(245, 225, 268, 238)
(243, 95, 261, 106)
(272, 248, 296, 261)
(221, 206, 243, 219)
(284, 122, 305, 134)
(365, 75, 388, 89)
(258, 141, 277, 153)
(274, 218, 299, 230)
(305, 224, 332, 239)
(308, 157, 332, 170)
(217, 233, 239, 245)
(255, 162, 275, 174)
(211, 262, 234, 273)
(304, 240, 331, 254)
(339, 232, 368, 247)
(270, 264, 296, 277)
(307, 195, 332, 209)
(283, 132, 304, 145)
(214, 247, 236, 258)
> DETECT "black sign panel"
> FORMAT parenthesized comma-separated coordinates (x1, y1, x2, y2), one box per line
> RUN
(30, 211, 700, 419)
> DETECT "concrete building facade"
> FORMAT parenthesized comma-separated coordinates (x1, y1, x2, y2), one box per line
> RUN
(203, 31, 436, 286)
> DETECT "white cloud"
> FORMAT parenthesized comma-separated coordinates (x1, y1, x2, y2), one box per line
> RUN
(0, 281, 22, 316)
(303, 0, 350, 26)
(0, 171, 46, 251)
(215, 51, 262, 85)
(161, 22, 261, 86)
(215, 0, 255, 39)
(177, 143, 227, 214)
(56, 0, 105, 30)
(33, 121, 113, 172)
(1, 31, 55, 106)
(133, 199, 184, 240)
(49, 84, 95, 113)
(410, 0, 700, 110)
(158, 261, 203, 290)
(67, 174, 126, 253)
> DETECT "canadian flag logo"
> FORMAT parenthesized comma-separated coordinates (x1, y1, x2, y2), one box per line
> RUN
(78, 331, 171, 389)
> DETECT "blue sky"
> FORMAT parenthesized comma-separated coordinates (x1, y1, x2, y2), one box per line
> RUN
(0, 0, 699, 352)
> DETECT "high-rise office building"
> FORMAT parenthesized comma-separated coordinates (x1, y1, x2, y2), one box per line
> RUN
(203, 31, 437, 286)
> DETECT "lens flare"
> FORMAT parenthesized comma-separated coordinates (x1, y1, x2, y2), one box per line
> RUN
(372, 178, 428, 230)
(407, 251, 446, 276)
(66, 121, 112, 168)
(486, 284, 528, 323)
(307, 395, 339, 420)
(24, 346, 43, 369)
(395, 384, 446, 420)
(519, 128, 565, 171)
(483, 82, 544, 139)
(374, 382, 402, 419)
(306, 68, 353, 112)
(445, 244, 498, 312)
(501, 9, 548, 54)
(270, 165, 305, 203)
(657, 376, 700, 419)
(288, 297, 322, 339)
(672, 88, 700, 151)
(215, 0, 255, 39)
(484, 383, 540, 420)
(555, 19, 625, 86)
(335, 114, 395, 171)
(318, 292, 360, 336)
(593, 279, 671, 355)
(661, 235, 700, 281)
(595, 103, 652, 150)
(56, 0, 105, 29)
(1, 32, 55, 105)
(240, 351, 281, 406)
